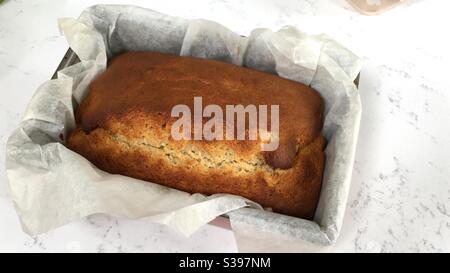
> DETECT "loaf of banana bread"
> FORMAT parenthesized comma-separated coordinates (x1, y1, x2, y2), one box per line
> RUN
(67, 52, 325, 219)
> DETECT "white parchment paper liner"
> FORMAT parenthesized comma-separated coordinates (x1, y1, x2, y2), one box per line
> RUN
(5, 5, 362, 251)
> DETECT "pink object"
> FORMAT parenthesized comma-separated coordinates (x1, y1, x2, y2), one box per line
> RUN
(347, 0, 404, 15)
(209, 216, 232, 230)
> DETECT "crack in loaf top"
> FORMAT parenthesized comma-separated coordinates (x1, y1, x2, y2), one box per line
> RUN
(76, 52, 324, 169)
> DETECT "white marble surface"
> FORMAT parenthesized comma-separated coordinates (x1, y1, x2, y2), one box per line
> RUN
(0, 0, 449, 252)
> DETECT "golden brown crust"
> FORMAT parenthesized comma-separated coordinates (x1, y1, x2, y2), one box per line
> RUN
(67, 52, 325, 219)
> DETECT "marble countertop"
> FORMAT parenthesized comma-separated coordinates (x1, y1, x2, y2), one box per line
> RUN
(1, 0, 449, 252)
